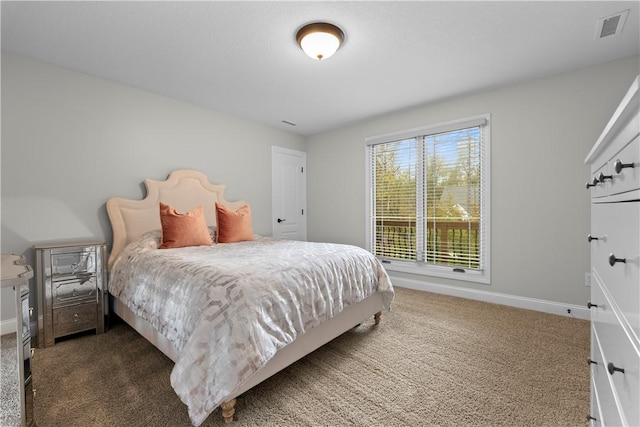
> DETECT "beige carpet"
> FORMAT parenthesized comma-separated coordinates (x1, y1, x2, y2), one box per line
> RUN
(30, 287, 590, 426)
(1, 333, 21, 427)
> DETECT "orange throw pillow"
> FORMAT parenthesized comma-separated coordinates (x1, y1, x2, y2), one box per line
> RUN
(216, 202, 255, 243)
(159, 202, 213, 249)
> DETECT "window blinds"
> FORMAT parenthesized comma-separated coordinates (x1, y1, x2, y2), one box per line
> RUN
(368, 115, 487, 272)
(371, 138, 419, 260)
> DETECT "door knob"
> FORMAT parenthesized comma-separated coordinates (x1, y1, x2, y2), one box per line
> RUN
(277, 218, 286, 223)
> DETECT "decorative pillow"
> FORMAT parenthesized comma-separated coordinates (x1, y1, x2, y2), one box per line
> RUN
(215, 202, 255, 243)
(158, 202, 213, 249)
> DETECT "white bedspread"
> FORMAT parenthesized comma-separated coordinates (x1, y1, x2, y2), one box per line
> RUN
(108, 231, 394, 426)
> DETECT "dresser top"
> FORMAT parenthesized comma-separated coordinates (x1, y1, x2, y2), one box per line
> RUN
(33, 240, 106, 250)
(1, 253, 33, 287)
(585, 75, 639, 165)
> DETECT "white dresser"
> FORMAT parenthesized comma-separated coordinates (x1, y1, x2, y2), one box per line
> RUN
(585, 75, 639, 427)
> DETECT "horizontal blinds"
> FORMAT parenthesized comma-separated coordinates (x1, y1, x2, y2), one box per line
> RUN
(368, 115, 487, 271)
(371, 138, 417, 260)
(423, 126, 482, 269)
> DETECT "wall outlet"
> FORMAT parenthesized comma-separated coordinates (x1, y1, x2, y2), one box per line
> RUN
(585, 272, 592, 287)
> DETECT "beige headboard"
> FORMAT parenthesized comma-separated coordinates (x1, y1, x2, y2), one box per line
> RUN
(106, 169, 246, 270)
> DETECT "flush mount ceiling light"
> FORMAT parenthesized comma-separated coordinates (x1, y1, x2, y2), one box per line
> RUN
(296, 22, 345, 61)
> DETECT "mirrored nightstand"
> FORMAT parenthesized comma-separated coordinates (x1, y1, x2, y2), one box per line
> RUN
(33, 241, 107, 347)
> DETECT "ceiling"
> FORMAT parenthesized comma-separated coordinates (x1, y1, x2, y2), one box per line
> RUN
(2, 1, 639, 136)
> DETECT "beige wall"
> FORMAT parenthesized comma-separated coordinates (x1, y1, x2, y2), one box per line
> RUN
(2, 52, 638, 326)
(306, 55, 639, 306)
(0, 53, 306, 326)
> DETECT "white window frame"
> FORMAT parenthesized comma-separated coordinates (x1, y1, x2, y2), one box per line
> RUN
(365, 114, 491, 284)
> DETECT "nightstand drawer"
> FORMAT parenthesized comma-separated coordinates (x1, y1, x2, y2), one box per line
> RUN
(51, 275, 97, 308)
(53, 303, 98, 338)
(50, 246, 97, 276)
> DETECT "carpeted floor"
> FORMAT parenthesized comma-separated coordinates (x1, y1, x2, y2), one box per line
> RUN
(1, 333, 21, 427)
(25, 287, 589, 426)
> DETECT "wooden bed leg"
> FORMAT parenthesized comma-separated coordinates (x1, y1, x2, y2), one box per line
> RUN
(374, 311, 382, 325)
(221, 398, 236, 424)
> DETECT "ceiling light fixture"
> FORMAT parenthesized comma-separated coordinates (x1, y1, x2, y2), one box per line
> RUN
(296, 22, 345, 61)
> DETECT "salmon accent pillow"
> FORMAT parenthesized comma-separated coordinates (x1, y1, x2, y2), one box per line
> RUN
(159, 202, 213, 249)
(215, 202, 255, 243)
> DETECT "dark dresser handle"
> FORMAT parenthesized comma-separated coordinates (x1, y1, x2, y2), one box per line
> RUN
(614, 159, 635, 174)
(598, 172, 613, 182)
(609, 253, 626, 266)
(587, 301, 598, 309)
(587, 415, 597, 422)
(607, 362, 625, 375)
(587, 358, 598, 365)
(585, 177, 599, 189)
(587, 234, 599, 242)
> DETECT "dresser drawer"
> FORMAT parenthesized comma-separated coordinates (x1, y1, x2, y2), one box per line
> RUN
(589, 376, 602, 427)
(588, 91, 640, 180)
(53, 303, 98, 338)
(591, 277, 640, 427)
(591, 201, 640, 338)
(607, 134, 639, 197)
(51, 275, 97, 308)
(591, 326, 623, 427)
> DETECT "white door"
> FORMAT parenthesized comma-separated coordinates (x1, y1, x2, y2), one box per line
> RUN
(272, 146, 307, 240)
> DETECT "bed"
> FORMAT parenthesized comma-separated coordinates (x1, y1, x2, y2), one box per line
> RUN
(105, 169, 394, 426)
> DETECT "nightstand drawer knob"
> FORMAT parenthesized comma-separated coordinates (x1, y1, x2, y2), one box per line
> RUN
(607, 362, 625, 375)
(73, 313, 79, 322)
(608, 253, 626, 266)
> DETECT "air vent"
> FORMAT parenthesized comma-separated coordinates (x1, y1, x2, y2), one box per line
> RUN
(596, 10, 629, 39)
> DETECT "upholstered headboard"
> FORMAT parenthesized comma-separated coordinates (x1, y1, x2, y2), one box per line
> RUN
(106, 170, 246, 269)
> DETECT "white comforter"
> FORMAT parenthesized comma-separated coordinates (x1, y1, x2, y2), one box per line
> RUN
(109, 231, 394, 426)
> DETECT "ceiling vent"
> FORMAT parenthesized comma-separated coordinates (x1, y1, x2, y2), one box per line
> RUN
(596, 10, 629, 39)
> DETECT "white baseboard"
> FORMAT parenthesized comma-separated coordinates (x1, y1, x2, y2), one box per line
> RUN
(392, 276, 591, 321)
(0, 318, 17, 336)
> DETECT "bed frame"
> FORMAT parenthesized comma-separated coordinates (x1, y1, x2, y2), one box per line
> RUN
(106, 169, 384, 424)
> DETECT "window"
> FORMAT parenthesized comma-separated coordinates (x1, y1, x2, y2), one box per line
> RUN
(366, 115, 490, 284)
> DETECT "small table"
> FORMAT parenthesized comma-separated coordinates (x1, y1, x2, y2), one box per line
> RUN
(1, 253, 36, 427)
